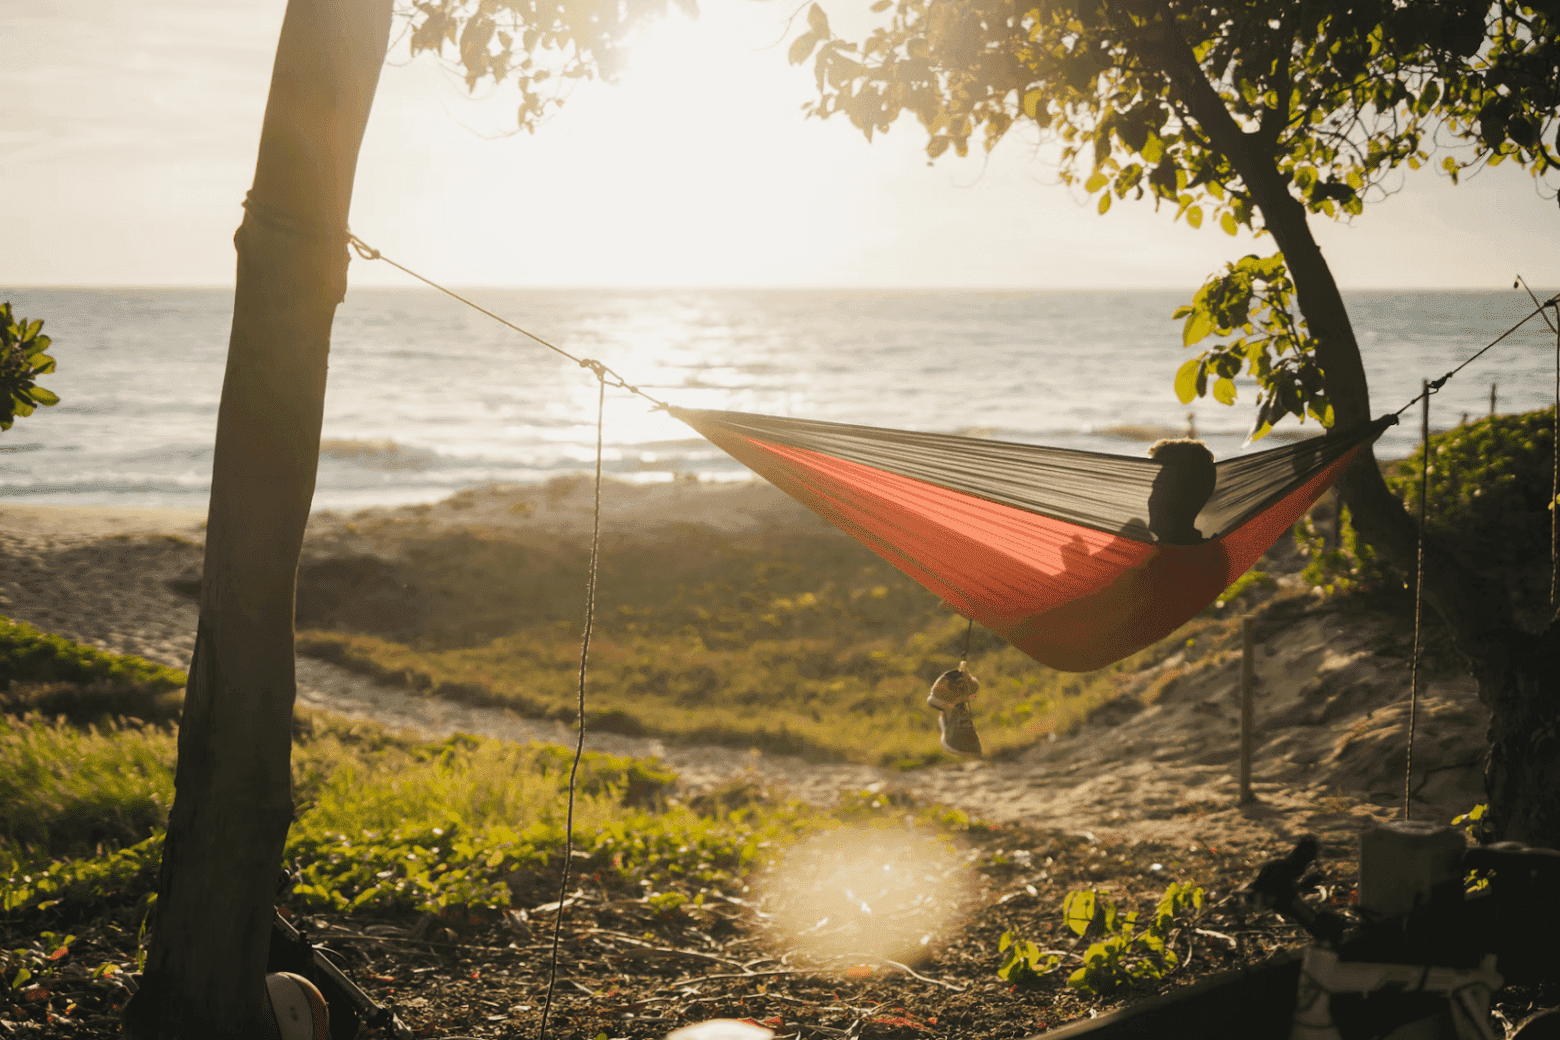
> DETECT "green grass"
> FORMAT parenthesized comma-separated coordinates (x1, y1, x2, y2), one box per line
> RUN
(0, 714, 177, 862)
(0, 679, 968, 919)
(0, 617, 186, 693)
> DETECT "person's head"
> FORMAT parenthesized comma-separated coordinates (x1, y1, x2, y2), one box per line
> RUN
(1147, 438, 1216, 544)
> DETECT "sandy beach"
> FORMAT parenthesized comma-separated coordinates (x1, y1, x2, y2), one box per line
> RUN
(0, 480, 1489, 862)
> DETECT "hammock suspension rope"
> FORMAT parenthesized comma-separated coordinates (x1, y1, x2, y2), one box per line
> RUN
(1404, 381, 1429, 821)
(1552, 305, 1559, 614)
(537, 374, 607, 1040)
(346, 233, 672, 412)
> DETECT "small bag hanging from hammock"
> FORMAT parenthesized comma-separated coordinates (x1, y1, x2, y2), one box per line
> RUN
(675, 408, 1395, 672)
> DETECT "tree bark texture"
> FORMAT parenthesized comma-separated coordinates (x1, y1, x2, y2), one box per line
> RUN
(126, 1, 392, 1036)
(1154, 18, 1560, 847)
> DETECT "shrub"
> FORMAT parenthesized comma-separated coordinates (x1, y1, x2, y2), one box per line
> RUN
(0, 303, 59, 432)
(1295, 407, 1557, 613)
(1062, 881, 1204, 994)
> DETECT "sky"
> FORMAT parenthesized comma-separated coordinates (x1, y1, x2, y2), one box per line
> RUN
(3, 0, 1558, 289)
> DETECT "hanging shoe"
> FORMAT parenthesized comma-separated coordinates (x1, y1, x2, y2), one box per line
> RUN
(927, 667, 980, 712)
(938, 699, 983, 757)
(928, 666, 982, 756)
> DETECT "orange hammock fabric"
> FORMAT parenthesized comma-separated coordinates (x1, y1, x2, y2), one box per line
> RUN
(675, 408, 1390, 672)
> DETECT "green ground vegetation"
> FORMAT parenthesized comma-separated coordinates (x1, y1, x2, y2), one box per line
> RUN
(296, 502, 1278, 768)
(0, 688, 966, 922)
(1296, 405, 1557, 625)
(0, 618, 184, 706)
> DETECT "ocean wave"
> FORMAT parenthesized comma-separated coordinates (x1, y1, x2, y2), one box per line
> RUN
(318, 439, 441, 471)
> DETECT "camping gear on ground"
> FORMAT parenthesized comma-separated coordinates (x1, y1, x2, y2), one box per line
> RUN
(268, 904, 412, 1040)
(264, 971, 331, 1040)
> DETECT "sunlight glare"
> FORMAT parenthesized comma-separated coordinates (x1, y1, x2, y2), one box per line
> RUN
(756, 826, 974, 966)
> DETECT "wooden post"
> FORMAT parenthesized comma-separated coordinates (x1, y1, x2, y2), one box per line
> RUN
(1240, 617, 1255, 805)
(1491, 381, 1498, 416)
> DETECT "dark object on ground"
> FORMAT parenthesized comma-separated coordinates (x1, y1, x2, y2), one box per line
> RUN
(1048, 826, 1560, 1038)
(269, 909, 410, 1040)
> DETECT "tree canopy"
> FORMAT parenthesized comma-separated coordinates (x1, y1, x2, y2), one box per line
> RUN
(404, 0, 697, 128)
(792, 0, 1558, 438)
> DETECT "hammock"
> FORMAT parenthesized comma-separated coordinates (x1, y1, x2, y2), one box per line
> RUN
(675, 408, 1392, 672)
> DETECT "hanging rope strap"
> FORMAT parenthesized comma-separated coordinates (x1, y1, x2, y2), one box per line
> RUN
(537, 374, 606, 1040)
(1393, 293, 1560, 418)
(346, 233, 673, 412)
(1514, 278, 1560, 613)
(1552, 302, 1559, 615)
(1404, 380, 1430, 821)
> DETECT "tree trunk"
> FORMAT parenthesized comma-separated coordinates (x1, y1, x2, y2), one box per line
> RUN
(1155, 18, 1560, 848)
(124, 1, 392, 1036)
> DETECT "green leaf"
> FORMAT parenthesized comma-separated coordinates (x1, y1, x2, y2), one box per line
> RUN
(1023, 89, 1044, 120)
(1220, 211, 1238, 236)
(28, 387, 59, 407)
(1181, 309, 1214, 348)
(1062, 889, 1096, 937)
(1174, 358, 1201, 404)
(870, 0, 891, 9)
(1097, 193, 1112, 214)
(807, 3, 830, 35)
(1185, 205, 1203, 229)
(1084, 170, 1108, 193)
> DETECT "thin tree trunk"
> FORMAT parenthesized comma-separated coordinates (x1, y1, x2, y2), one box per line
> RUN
(1153, 17, 1559, 847)
(125, 1, 392, 1036)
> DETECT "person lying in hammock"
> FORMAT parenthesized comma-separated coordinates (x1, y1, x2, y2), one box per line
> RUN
(926, 436, 1219, 757)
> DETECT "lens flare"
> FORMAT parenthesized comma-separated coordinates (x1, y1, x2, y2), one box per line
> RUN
(755, 827, 974, 966)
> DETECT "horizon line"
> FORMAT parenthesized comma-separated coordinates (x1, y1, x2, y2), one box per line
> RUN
(4, 282, 1551, 294)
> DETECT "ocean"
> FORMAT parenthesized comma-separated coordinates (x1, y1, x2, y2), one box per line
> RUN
(1, 286, 1555, 511)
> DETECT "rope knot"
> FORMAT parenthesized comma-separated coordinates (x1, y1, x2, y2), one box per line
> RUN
(347, 233, 382, 261)
(579, 358, 607, 380)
